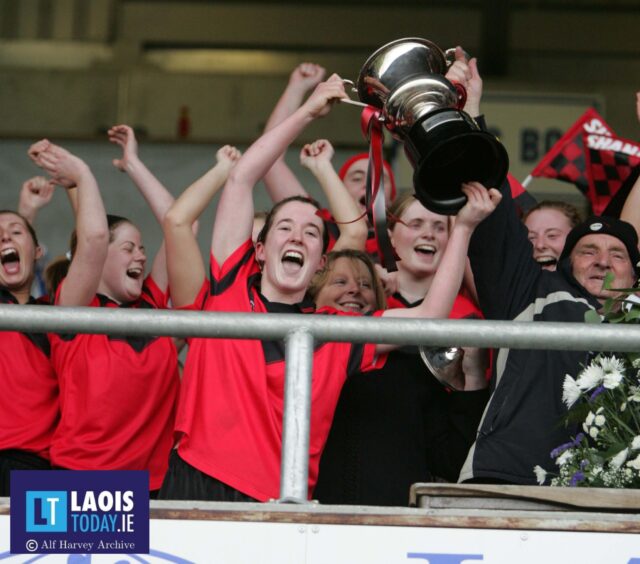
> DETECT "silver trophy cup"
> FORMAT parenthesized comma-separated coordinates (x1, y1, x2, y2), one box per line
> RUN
(356, 38, 509, 214)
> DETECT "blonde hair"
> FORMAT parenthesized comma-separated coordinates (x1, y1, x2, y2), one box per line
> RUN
(308, 249, 386, 310)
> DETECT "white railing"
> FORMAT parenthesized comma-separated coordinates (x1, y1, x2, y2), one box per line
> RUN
(3, 304, 640, 502)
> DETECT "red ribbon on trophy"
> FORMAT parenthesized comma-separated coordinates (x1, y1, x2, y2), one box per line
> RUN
(360, 106, 398, 272)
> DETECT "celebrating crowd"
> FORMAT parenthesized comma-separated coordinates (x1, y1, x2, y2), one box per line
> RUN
(1, 50, 639, 505)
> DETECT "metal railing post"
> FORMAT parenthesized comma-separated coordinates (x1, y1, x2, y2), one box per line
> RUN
(4, 305, 640, 506)
(278, 328, 314, 503)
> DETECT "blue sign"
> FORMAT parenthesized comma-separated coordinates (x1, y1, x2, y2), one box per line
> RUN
(408, 554, 484, 563)
(10, 470, 149, 554)
(25, 490, 68, 532)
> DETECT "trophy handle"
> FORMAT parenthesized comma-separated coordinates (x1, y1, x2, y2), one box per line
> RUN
(444, 47, 471, 66)
(338, 79, 372, 109)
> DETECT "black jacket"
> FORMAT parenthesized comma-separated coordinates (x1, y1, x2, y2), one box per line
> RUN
(459, 180, 600, 484)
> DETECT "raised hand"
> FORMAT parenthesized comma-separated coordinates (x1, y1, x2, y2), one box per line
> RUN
(29, 140, 89, 188)
(300, 139, 334, 173)
(288, 62, 326, 93)
(28, 139, 51, 165)
(457, 182, 502, 229)
(374, 264, 398, 297)
(216, 145, 242, 172)
(464, 57, 483, 117)
(108, 124, 139, 172)
(302, 74, 347, 119)
(445, 46, 472, 90)
(19, 176, 55, 215)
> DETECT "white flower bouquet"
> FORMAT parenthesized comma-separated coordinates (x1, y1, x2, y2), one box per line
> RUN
(535, 278, 640, 488)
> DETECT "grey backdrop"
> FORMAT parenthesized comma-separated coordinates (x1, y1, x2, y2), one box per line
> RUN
(0, 139, 362, 264)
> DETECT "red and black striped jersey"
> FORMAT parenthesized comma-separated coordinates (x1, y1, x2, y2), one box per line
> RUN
(0, 288, 57, 459)
(49, 276, 179, 490)
(176, 239, 386, 501)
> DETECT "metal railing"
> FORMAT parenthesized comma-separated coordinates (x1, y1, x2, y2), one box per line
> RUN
(3, 304, 640, 502)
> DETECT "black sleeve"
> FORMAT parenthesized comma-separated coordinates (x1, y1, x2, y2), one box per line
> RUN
(474, 114, 488, 131)
(468, 177, 542, 321)
(422, 376, 489, 482)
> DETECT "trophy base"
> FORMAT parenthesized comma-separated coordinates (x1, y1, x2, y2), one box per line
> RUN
(405, 109, 509, 215)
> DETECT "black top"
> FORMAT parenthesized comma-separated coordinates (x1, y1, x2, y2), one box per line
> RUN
(314, 345, 488, 506)
(460, 177, 600, 484)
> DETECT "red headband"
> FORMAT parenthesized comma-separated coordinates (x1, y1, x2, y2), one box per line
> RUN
(338, 153, 397, 201)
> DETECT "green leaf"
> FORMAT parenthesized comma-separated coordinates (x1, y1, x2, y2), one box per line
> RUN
(608, 311, 627, 324)
(628, 352, 640, 365)
(584, 310, 603, 324)
(609, 286, 640, 293)
(602, 444, 627, 459)
(624, 308, 640, 322)
(602, 272, 616, 290)
(563, 402, 591, 426)
(602, 296, 618, 317)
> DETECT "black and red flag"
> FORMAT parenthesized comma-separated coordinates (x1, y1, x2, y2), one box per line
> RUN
(523, 108, 615, 195)
(507, 173, 537, 214)
(583, 132, 640, 215)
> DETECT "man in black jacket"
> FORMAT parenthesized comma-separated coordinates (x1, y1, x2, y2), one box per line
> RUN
(458, 179, 639, 484)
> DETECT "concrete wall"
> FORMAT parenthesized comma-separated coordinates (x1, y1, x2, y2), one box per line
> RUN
(0, 138, 355, 263)
(1, 1, 638, 139)
(1, 0, 639, 270)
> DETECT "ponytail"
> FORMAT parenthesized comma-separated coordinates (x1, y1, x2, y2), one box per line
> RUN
(44, 254, 71, 299)
(45, 229, 78, 299)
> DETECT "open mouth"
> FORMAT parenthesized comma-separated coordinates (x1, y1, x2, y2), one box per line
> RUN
(0, 248, 20, 274)
(282, 251, 304, 272)
(126, 267, 143, 280)
(535, 256, 558, 268)
(415, 244, 436, 256)
(339, 301, 365, 313)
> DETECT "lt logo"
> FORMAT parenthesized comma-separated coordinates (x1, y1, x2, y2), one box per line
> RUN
(25, 491, 68, 532)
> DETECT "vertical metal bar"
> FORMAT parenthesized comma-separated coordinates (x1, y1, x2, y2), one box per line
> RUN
(278, 329, 314, 503)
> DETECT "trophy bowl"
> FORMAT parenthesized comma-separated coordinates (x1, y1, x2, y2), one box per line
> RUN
(419, 345, 464, 391)
(356, 37, 449, 111)
(356, 38, 509, 215)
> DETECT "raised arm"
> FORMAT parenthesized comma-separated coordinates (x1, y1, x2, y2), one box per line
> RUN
(619, 94, 640, 237)
(464, 57, 483, 119)
(109, 124, 176, 219)
(449, 53, 496, 309)
(300, 139, 368, 251)
(380, 184, 502, 350)
(108, 124, 177, 289)
(163, 145, 241, 307)
(29, 140, 108, 307)
(17, 176, 55, 225)
(262, 63, 326, 201)
(620, 174, 640, 238)
(212, 75, 347, 265)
